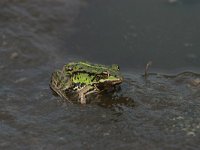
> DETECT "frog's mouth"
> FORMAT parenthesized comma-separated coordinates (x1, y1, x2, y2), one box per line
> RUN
(99, 78, 123, 85)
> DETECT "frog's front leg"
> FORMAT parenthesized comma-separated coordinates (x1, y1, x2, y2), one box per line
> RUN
(77, 85, 97, 104)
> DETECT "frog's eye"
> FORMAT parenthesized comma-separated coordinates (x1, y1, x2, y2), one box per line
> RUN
(116, 66, 120, 70)
(103, 71, 110, 77)
(112, 64, 120, 71)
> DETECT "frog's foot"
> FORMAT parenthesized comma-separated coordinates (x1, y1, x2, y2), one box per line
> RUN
(79, 93, 86, 104)
(78, 86, 97, 104)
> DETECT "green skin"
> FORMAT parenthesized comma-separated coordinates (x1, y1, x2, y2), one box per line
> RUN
(50, 61, 123, 104)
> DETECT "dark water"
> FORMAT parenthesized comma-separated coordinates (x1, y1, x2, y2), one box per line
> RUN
(0, 0, 199, 149)
(68, 0, 200, 73)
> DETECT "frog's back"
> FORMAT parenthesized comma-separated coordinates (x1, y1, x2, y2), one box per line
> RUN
(65, 61, 119, 75)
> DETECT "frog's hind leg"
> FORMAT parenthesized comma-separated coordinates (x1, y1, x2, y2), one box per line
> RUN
(56, 90, 72, 103)
(50, 84, 72, 103)
(78, 85, 97, 104)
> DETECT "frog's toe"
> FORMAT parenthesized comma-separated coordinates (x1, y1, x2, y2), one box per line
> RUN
(79, 94, 87, 104)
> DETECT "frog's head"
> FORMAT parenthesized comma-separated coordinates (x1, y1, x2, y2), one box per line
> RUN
(98, 64, 123, 86)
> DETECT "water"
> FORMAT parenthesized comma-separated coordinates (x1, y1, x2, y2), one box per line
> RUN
(0, 0, 199, 149)
(68, 0, 200, 73)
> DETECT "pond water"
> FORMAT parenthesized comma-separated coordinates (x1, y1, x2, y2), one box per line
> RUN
(0, 0, 199, 149)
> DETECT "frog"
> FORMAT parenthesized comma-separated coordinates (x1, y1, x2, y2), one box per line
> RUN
(50, 61, 123, 104)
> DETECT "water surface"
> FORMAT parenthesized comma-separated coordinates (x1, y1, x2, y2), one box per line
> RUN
(68, 0, 200, 73)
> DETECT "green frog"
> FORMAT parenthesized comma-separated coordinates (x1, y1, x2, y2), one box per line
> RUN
(50, 61, 123, 104)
